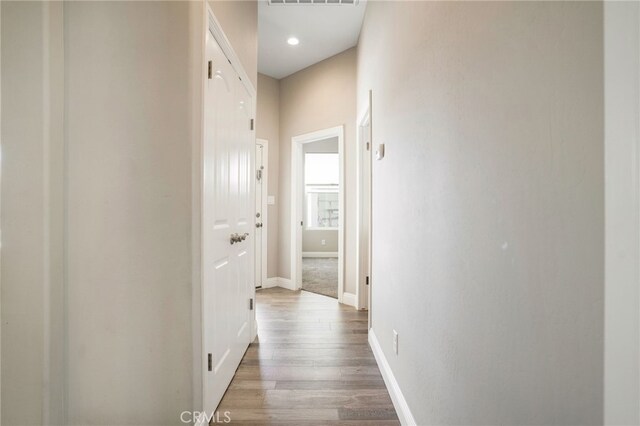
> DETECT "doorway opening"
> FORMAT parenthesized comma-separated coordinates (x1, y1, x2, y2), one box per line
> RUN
(291, 126, 345, 302)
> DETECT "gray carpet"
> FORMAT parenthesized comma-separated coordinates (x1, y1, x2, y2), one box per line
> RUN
(302, 257, 338, 299)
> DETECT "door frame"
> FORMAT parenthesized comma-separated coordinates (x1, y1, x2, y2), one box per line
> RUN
(256, 139, 268, 288)
(290, 126, 345, 302)
(356, 92, 372, 316)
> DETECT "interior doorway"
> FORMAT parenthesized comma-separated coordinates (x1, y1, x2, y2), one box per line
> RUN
(255, 139, 268, 289)
(291, 126, 344, 302)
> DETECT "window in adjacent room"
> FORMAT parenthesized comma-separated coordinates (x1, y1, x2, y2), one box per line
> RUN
(304, 153, 339, 229)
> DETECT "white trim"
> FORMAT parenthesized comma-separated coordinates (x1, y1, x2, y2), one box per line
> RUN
(291, 126, 345, 303)
(342, 292, 357, 308)
(194, 415, 207, 426)
(263, 277, 279, 289)
(604, 3, 640, 424)
(356, 91, 373, 313)
(302, 252, 338, 258)
(206, 7, 256, 98)
(262, 277, 295, 291)
(369, 330, 416, 426)
(256, 139, 268, 289)
(192, 0, 207, 417)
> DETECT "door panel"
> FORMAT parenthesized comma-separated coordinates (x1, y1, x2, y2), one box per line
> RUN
(203, 28, 254, 415)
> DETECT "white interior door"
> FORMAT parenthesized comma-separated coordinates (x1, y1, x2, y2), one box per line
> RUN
(255, 141, 266, 288)
(203, 28, 254, 415)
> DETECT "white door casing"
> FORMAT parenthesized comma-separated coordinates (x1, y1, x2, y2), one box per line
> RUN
(255, 140, 268, 288)
(202, 21, 255, 416)
(356, 98, 372, 315)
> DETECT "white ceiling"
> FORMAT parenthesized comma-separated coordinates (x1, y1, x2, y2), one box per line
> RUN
(258, 1, 367, 79)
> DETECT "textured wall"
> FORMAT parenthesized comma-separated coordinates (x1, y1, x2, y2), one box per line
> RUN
(358, 2, 604, 424)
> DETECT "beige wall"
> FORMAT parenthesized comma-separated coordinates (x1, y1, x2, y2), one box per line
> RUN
(1, 3, 49, 424)
(278, 48, 358, 294)
(209, 0, 257, 89)
(0, 1, 249, 424)
(257, 73, 280, 278)
(358, 2, 604, 424)
(65, 3, 194, 423)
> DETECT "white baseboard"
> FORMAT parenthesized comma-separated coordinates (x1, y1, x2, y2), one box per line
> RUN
(368, 330, 416, 426)
(302, 251, 338, 258)
(263, 277, 279, 289)
(277, 277, 295, 290)
(342, 292, 357, 307)
(262, 277, 296, 291)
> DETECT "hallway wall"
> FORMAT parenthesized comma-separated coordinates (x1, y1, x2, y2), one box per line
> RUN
(1, 3, 57, 423)
(64, 3, 194, 423)
(278, 48, 358, 295)
(1, 1, 244, 424)
(257, 73, 281, 278)
(358, 2, 604, 424)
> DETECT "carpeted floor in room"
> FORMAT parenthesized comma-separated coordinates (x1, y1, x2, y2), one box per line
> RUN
(302, 257, 338, 299)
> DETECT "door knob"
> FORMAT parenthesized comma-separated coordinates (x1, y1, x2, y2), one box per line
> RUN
(256, 223, 263, 228)
(230, 232, 249, 244)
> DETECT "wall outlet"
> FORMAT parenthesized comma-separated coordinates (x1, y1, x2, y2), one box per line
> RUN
(393, 330, 398, 355)
(321, 239, 326, 245)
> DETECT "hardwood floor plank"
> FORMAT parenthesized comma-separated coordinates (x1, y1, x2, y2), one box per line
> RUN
(274, 380, 387, 390)
(338, 408, 399, 421)
(228, 380, 277, 390)
(262, 389, 395, 409)
(224, 408, 340, 422)
(218, 288, 398, 424)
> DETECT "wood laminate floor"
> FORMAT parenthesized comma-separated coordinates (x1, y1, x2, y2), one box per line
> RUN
(217, 287, 399, 425)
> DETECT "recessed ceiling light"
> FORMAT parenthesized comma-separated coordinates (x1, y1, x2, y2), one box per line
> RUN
(287, 37, 299, 46)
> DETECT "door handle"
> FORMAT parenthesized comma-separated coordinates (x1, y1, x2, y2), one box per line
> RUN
(230, 232, 249, 244)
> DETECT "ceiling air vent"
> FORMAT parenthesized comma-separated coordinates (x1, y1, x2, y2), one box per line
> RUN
(268, 0, 359, 5)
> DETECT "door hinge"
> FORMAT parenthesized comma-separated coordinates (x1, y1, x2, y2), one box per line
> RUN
(208, 61, 212, 79)
(250, 118, 254, 131)
(301, 221, 304, 226)
(249, 298, 254, 310)
(256, 169, 262, 181)
(366, 142, 370, 151)
(207, 353, 212, 371)
(366, 276, 370, 285)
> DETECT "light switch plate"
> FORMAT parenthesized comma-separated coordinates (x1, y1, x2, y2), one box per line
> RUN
(376, 144, 385, 160)
(267, 195, 275, 205)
